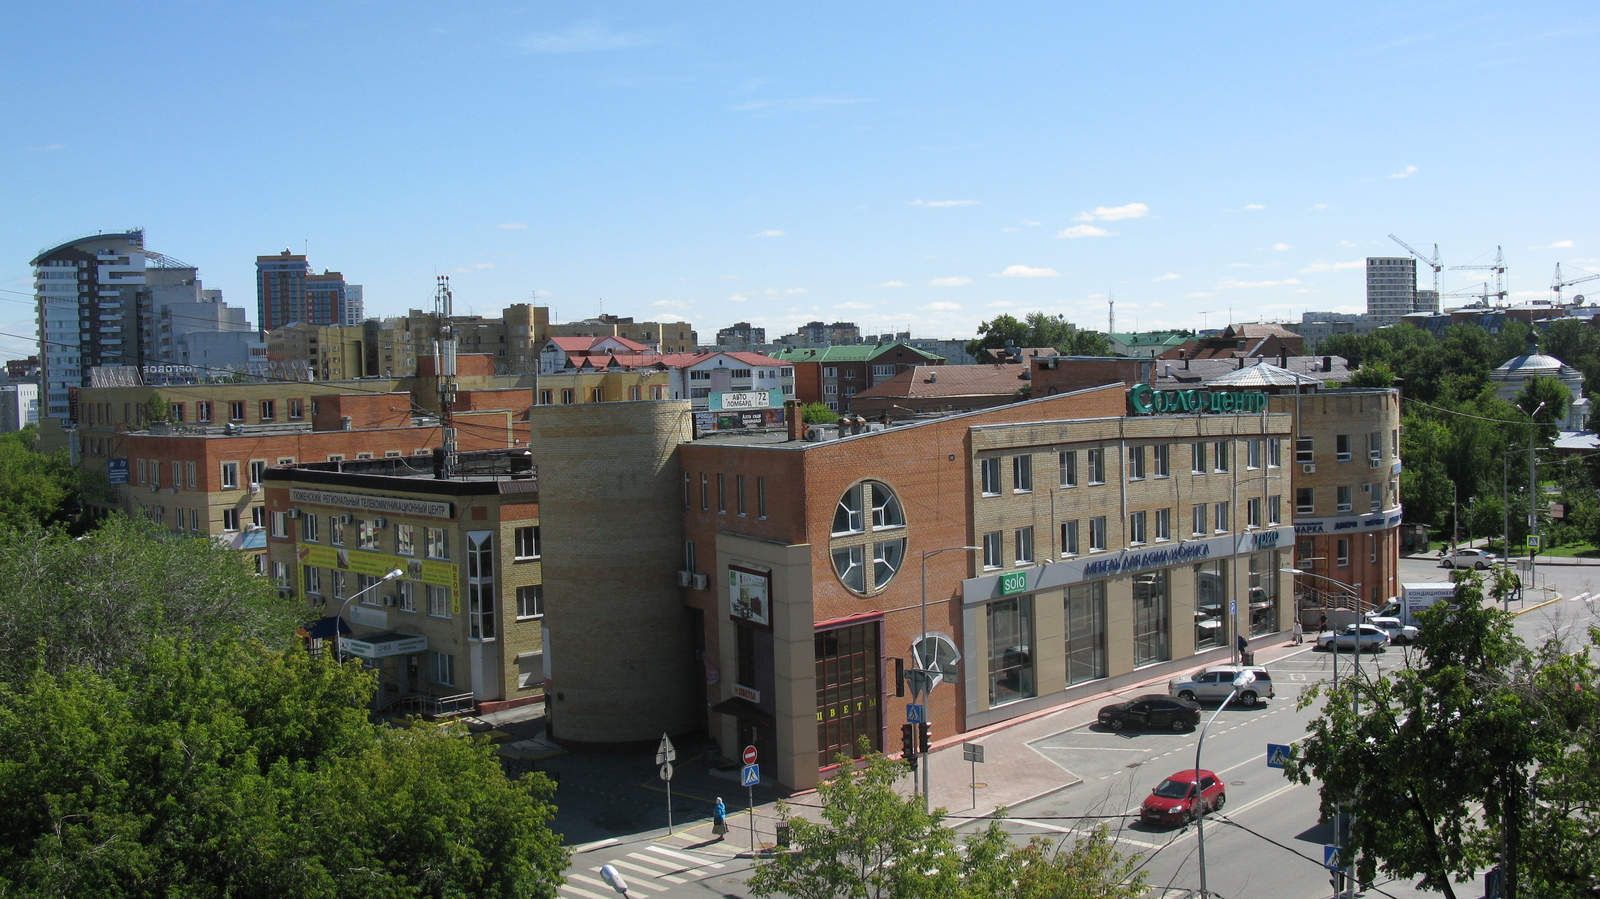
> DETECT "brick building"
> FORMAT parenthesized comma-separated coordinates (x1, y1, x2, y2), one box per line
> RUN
(769, 343, 944, 412)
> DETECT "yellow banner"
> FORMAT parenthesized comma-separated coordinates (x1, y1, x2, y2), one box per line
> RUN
(294, 543, 459, 606)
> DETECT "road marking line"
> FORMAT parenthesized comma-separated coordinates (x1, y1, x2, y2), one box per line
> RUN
(612, 857, 682, 885)
(572, 837, 620, 853)
(561, 884, 620, 899)
(646, 844, 727, 869)
(566, 874, 625, 898)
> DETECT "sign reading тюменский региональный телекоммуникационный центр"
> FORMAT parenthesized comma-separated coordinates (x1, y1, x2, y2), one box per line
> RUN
(1126, 384, 1269, 415)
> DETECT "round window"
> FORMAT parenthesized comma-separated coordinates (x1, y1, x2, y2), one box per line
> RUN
(830, 480, 906, 595)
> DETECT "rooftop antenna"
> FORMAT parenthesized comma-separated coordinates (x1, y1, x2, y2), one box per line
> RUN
(434, 275, 458, 479)
(1108, 293, 1115, 334)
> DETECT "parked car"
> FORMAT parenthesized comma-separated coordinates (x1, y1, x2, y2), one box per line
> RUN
(1168, 665, 1274, 707)
(1098, 694, 1202, 732)
(1440, 548, 1499, 569)
(1364, 616, 1419, 645)
(1316, 623, 1391, 653)
(1141, 769, 1226, 826)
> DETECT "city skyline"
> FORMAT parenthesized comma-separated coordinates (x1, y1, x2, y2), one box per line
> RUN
(2, 1, 1597, 360)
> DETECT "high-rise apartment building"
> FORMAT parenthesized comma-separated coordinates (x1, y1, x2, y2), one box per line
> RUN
(32, 231, 151, 421)
(257, 251, 362, 333)
(1366, 257, 1417, 322)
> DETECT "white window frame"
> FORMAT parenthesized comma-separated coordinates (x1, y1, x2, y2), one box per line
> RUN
(981, 457, 1001, 496)
(1059, 451, 1077, 487)
(517, 584, 544, 620)
(1012, 455, 1032, 493)
(1014, 526, 1034, 564)
(982, 531, 1003, 569)
(1088, 516, 1107, 552)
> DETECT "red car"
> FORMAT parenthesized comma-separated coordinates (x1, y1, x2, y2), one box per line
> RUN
(1140, 769, 1226, 827)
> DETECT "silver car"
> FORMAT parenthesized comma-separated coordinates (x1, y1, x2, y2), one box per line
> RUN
(1317, 623, 1390, 652)
(1168, 665, 1274, 707)
(1439, 548, 1499, 569)
(1365, 616, 1419, 645)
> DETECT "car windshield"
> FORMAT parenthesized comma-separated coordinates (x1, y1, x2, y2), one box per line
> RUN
(1152, 779, 1192, 799)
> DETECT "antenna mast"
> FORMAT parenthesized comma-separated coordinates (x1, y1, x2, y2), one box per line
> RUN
(1108, 294, 1115, 334)
(434, 276, 458, 478)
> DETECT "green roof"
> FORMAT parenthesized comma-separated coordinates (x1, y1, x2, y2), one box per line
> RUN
(769, 344, 944, 363)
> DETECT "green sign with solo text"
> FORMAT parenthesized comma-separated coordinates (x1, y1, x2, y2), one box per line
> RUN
(1127, 383, 1269, 416)
(998, 571, 1028, 596)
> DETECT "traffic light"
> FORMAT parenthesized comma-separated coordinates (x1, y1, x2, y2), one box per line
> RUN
(900, 724, 917, 758)
(919, 722, 932, 754)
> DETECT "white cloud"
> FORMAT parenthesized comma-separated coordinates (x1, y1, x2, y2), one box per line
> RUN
(1152, 273, 1180, 282)
(496, 222, 529, 230)
(879, 280, 909, 288)
(519, 21, 659, 53)
(1340, 240, 1360, 248)
(652, 299, 691, 311)
(1387, 164, 1419, 179)
(754, 229, 785, 238)
(1300, 259, 1365, 273)
(1056, 224, 1112, 239)
(1243, 204, 1266, 211)
(928, 277, 973, 287)
(1022, 219, 1041, 226)
(729, 97, 869, 112)
(713, 274, 741, 280)
(1217, 278, 1302, 289)
(1270, 242, 1293, 251)
(925, 302, 963, 311)
(1313, 203, 1331, 210)
(907, 199, 980, 207)
(1532, 240, 1575, 249)
(1073, 202, 1149, 222)
(834, 302, 873, 310)
(993, 265, 1059, 278)
(1002, 227, 1020, 233)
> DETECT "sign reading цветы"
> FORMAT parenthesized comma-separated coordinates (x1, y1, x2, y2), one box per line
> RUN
(1126, 384, 1269, 416)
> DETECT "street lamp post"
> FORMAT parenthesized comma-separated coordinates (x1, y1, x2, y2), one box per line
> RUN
(916, 545, 980, 813)
(1282, 567, 1365, 685)
(1229, 471, 1281, 664)
(1196, 669, 1256, 897)
(335, 568, 404, 663)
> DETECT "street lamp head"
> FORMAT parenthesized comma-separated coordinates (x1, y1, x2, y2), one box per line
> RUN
(1280, 567, 1306, 575)
(1232, 670, 1257, 688)
(383, 568, 404, 580)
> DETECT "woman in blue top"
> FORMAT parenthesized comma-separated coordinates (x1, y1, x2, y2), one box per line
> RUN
(712, 797, 727, 839)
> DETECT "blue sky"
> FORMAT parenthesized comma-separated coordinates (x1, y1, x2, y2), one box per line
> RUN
(2, 2, 1597, 358)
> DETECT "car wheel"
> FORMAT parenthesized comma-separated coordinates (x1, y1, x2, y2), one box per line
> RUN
(1171, 717, 1189, 732)
(1107, 718, 1125, 731)
(1214, 793, 1226, 812)
(1477, 561, 1488, 570)
(1238, 691, 1258, 708)
(1178, 690, 1196, 702)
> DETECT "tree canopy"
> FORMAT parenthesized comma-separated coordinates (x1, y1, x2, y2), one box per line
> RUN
(0, 427, 79, 532)
(1283, 572, 1600, 897)
(0, 514, 306, 686)
(966, 313, 1112, 361)
(0, 638, 569, 897)
(748, 748, 1146, 899)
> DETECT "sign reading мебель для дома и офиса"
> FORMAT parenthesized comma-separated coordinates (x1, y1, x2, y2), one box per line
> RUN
(1126, 384, 1269, 415)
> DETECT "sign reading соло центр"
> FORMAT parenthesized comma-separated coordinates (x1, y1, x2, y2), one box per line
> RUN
(1126, 383, 1269, 416)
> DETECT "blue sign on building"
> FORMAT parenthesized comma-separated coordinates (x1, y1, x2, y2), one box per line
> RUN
(107, 458, 129, 485)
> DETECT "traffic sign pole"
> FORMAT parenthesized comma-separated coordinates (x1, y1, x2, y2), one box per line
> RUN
(657, 734, 677, 833)
(744, 745, 758, 855)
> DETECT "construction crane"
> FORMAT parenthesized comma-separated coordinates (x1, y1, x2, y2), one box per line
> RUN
(1389, 234, 1441, 295)
(1440, 282, 1494, 308)
(1552, 263, 1600, 304)
(1449, 246, 1508, 304)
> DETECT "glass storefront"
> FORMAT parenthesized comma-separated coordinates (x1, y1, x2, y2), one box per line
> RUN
(815, 621, 881, 768)
(1248, 550, 1280, 636)
(1133, 570, 1171, 666)
(1194, 560, 1226, 651)
(1064, 582, 1106, 685)
(987, 597, 1035, 707)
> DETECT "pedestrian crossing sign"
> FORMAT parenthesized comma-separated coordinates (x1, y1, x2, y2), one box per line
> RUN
(741, 763, 760, 787)
(1266, 743, 1290, 769)
(1324, 844, 1344, 871)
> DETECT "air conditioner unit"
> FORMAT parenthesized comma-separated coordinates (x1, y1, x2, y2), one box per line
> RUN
(691, 573, 709, 590)
(339, 514, 353, 525)
(677, 570, 694, 587)
(1362, 483, 1373, 493)
(286, 509, 300, 520)
(248, 482, 261, 494)
(382, 595, 397, 608)
(244, 523, 261, 532)
(373, 517, 389, 529)
(1301, 464, 1316, 474)
(1368, 459, 1381, 469)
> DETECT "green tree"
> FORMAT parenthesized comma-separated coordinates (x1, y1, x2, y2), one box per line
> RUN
(801, 402, 840, 424)
(144, 391, 171, 424)
(748, 749, 1145, 899)
(1283, 574, 1600, 897)
(1346, 361, 1396, 388)
(0, 427, 79, 530)
(1399, 415, 1453, 530)
(0, 514, 305, 686)
(0, 638, 568, 897)
(967, 313, 1110, 360)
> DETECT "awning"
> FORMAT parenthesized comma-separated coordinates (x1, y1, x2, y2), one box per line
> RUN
(710, 696, 775, 725)
(299, 615, 351, 640)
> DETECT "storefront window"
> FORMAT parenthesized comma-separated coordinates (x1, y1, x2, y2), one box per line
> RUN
(815, 622, 881, 768)
(987, 597, 1035, 707)
(1133, 570, 1171, 666)
(1194, 561, 1227, 651)
(1064, 582, 1106, 685)
(1249, 550, 1280, 637)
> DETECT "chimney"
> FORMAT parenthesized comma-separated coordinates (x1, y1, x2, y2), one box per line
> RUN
(785, 399, 805, 442)
(1279, 347, 1288, 368)
(1322, 355, 1332, 372)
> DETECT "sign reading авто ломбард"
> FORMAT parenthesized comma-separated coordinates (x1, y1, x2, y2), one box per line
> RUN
(1126, 384, 1269, 416)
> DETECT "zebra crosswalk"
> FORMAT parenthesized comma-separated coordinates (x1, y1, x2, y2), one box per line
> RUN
(562, 832, 740, 898)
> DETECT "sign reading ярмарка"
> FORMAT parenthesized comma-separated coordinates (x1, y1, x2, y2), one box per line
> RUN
(1126, 384, 1269, 415)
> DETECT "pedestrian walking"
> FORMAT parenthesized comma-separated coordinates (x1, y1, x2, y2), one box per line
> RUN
(1293, 619, 1303, 645)
(712, 797, 727, 840)
(1318, 612, 1327, 634)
